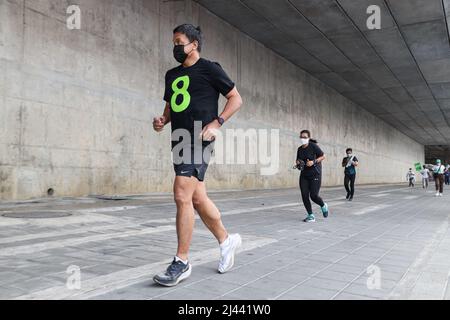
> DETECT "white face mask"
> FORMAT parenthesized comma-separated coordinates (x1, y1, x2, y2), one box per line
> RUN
(300, 138, 309, 145)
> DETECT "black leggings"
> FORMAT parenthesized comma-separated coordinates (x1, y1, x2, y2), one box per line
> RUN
(344, 174, 356, 197)
(299, 174, 325, 214)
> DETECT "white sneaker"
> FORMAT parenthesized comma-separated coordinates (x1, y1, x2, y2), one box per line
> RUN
(435, 192, 440, 197)
(218, 234, 242, 274)
(439, 193, 443, 197)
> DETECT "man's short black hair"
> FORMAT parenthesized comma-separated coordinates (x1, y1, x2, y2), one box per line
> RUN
(346, 148, 352, 153)
(173, 24, 203, 52)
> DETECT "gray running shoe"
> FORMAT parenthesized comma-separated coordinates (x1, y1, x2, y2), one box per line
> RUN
(153, 258, 192, 287)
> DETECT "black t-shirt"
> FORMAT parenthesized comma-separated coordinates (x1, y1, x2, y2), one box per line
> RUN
(164, 58, 235, 147)
(342, 156, 358, 175)
(296, 142, 324, 177)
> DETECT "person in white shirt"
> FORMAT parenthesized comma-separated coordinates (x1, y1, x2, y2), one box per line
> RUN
(420, 165, 430, 189)
(433, 159, 445, 196)
(406, 168, 415, 188)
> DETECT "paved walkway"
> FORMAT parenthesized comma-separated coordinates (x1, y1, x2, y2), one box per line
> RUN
(0, 184, 449, 300)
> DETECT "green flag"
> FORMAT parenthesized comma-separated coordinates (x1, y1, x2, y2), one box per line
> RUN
(414, 162, 422, 172)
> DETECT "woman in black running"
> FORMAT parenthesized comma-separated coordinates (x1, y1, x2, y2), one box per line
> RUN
(295, 130, 329, 222)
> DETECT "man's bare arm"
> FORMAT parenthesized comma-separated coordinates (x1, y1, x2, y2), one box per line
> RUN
(153, 102, 171, 132)
(218, 87, 243, 122)
(162, 102, 171, 124)
(201, 87, 243, 141)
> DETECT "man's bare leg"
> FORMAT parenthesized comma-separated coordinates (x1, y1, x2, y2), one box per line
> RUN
(174, 176, 198, 261)
(192, 181, 228, 244)
(192, 181, 241, 273)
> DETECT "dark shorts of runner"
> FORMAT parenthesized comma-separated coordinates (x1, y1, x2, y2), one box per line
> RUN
(173, 143, 213, 182)
(174, 162, 209, 181)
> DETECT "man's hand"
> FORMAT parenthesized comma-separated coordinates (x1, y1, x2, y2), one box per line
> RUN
(306, 159, 314, 167)
(200, 119, 221, 141)
(153, 116, 166, 132)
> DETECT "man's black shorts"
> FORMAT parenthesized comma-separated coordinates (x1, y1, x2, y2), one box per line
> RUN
(173, 143, 213, 182)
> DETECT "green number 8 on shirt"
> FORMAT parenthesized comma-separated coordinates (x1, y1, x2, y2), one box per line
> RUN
(171, 75, 191, 112)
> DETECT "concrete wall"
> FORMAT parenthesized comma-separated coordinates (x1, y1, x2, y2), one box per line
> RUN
(0, 0, 424, 200)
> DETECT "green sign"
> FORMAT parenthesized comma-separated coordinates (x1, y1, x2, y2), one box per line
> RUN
(414, 162, 422, 172)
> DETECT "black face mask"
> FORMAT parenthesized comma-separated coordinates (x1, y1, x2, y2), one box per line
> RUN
(173, 42, 192, 64)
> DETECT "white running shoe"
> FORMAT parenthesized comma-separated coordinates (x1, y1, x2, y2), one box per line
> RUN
(439, 193, 443, 197)
(218, 234, 242, 274)
(435, 192, 440, 197)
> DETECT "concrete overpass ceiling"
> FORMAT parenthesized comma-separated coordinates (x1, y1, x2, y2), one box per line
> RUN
(425, 144, 450, 163)
(195, 0, 450, 145)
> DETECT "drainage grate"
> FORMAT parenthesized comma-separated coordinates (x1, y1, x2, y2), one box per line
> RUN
(1, 210, 72, 219)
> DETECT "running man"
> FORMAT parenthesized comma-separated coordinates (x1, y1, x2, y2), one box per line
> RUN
(420, 165, 430, 189)
(433, 159, 445, 197)
(295, 130, 329, 222)
(152, 24, 243, 286)
(406, 168, 415, 188)
(341, 148, 358, 201)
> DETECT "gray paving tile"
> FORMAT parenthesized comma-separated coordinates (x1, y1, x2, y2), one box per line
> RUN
(214, 267, 271, 286)
(183, 279, 242, 296)
(327, 263, 365, 275)
(277, 285, 338, 300)
(0, 286, 27, 299)
(245, 277, 301, 296)
(315, 270, 359, 283)
(219, 285, 279, 300)
(376, 263, 410, 274)
(92, 282, 167, 300)
(0, 272, 30, 286)
(264, 270, 310, 284)
(155, 287, 214, 300)
(82, 263, 130, 275)
(303, 277, 349, 291)
(9, 276, 61, 293)
(333, 292, 378, 300)
(342, 283, 393, 299)
(281, 259, 331, 271)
